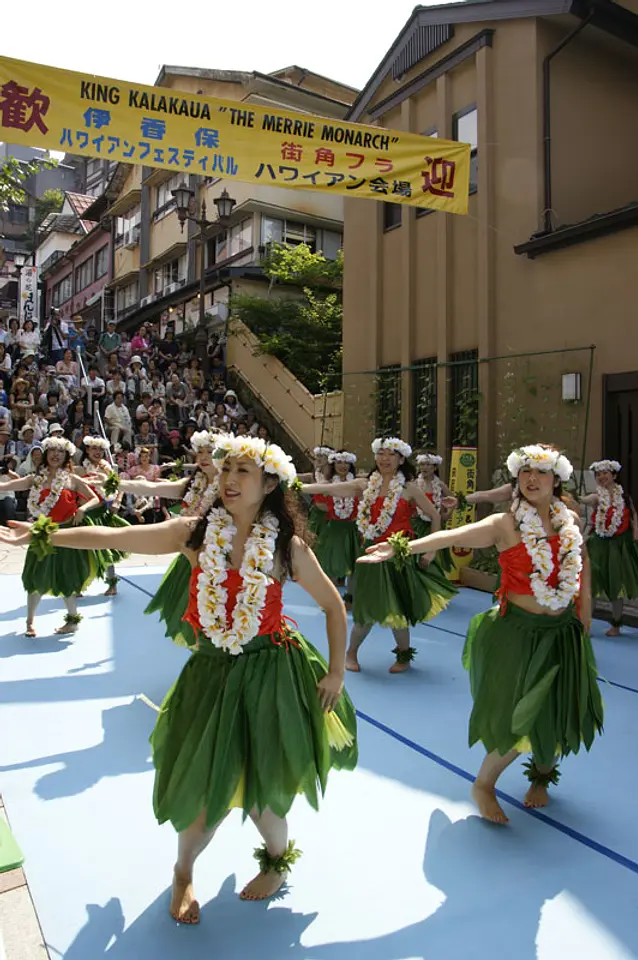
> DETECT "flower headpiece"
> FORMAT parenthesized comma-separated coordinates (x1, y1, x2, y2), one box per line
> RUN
(416, 453, 443, 466)
(214, 435, 297, 487)
(329, 451, 357, 465)
(83, 436, 111, 452)
(506, 445, 573, 483)
(372, 437, 412, 459)
(590, 459, 621, 475)
(41, 436, 76, 458)
(190, 430, 217, 453)
(313, 446, 334, 458)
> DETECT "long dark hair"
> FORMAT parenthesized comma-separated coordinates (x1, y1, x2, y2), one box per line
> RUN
(511, 443, 574, 514)
(186, 485, 310, 578)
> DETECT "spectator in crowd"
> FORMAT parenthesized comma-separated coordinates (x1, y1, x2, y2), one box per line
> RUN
(68, 315, 87, 356)
(81, 365, 106, 413)
(18, 319, 40, 355)
(104, 389, 133, 447)
(16, 423, 35, 462)
(98, 319, 122, 373)
(165, 372, 188, 425)
(130, 325, 150, 357)
(158, 328, 179, 372)
(159, 428, 188, 465)
(127, 356, 146, 402)
(9, 377, 35, 429)
(134, 418, 159, 464)
(41, 309, 68, 363)
(56, 348, 79, 383)
(135, 391, 153, 425)
(106, 369, 127, 399)
(118, 330, 132, 369)
(223, 389, 245, 421)
(212, 402, 230, 431)
(84, 325, 99, 366)
(0, 342, 11, 374)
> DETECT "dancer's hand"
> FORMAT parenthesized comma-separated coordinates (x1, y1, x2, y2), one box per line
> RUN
(317, 671, 343, 712)
(418, 552, 436, 567)
(72, 507, 86, 526)
(357, 542, 395, 564)
(0, 520, 33, 545)
(442, 496, 458, 511)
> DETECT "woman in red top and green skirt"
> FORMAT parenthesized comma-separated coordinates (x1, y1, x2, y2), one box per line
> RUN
(412, 452, 455, 574)
(303, 437, 457, 674)
(0, 436, 101, 636)
(360, 443, 604, 824)
(580, 459, 638, 636)
(312, 450, 361, 606)
(0, 435, 357, 923)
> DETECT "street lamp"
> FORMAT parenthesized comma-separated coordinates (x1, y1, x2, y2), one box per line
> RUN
(171, 182, 237, 374)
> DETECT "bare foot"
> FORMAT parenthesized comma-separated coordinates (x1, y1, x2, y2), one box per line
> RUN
(605, 625, 620, 637)
(472, 781, 509, 824)
(345, 652, 360, 672)
(524, 782, 549, 809)
(55, 622, 78, 635)
(389, 660, 410, 674)
(239, 870, 286, 901)
(104, 586, 117, 597)
(170, 870, 200, 924)
(25, 625, 36, 638)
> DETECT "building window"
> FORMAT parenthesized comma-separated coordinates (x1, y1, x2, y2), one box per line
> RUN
(86, 158, 101, 178)
(115, 206, 141, 247)
(52, 274, 72, 306)
(212, 219, 253, 266)
(74, 257, 93, 292)
(450, 348, 479, 447)
(453, 107, 478, 194)
(155, 174, 184, 215)
(115, 279, 139, 315)
(95, 246, 108, 279)
(317, 229, 342, 260)
(261, 217, 316, 252)
(7, 203, 29, 225)
(412, 357, 437, 449)
(153, 255, 186, 295)
(417, 129, 438, 218)
(383, 203, 402, 231)
(376, 364, 402, 437)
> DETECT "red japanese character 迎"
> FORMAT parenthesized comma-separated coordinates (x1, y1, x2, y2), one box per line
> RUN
(422, 157, 456, 199)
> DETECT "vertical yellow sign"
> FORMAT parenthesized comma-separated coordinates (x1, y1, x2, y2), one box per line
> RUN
(447, 446, 478, 581)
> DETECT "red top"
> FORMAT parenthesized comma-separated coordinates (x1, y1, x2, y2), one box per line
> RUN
(368, 496, 415, 544)
(312, 494, 330, 507)
(41, 488, 79, 524)
(601, 505, 630, 536)
(183, 566, 285, 637)
(326, 496, 359, 522)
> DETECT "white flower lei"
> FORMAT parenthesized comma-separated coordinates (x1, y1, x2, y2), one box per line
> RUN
(182, 470, 219, 517)
(514, 497, 583, 610)
(594, 484, 625, 538)
(27, 469, 72, 519)
(332, 472, 356, 520)
(83, 458, 110, 473)
(416, 474, 443, 519)
(357, 471, 405, 541)
(197, 507, 279, 655)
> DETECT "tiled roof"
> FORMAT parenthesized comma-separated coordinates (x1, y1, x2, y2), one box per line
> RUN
(65, 192, 98, 233)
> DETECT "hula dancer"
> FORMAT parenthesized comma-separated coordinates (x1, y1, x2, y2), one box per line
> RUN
(303, 437, 457, 674)
(413, 453, 455, 573)
(112, 431, 220, 648)
(313, 450, 360, 606)
(298, 446, 334, 538)
(360, 443, 603, 822)
(0, 435, 357, 922)
(580, 460, 638, 636)
(79, 436, 129, 597)
(0, 436, 101, 637)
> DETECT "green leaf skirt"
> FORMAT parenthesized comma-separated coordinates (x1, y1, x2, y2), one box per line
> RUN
(22, 517, 107, 597)
(462, 602, 604, 767)
(144, 552, 197, 649)
(307, 502, 328, 537)
(150, 629, 358, 832)
(85, 503, 131, 568)
(314, 519, 362, 580)
(410, 516, 455, 573)
(352, 553, 458, 628)
(587, 529, 638, 601)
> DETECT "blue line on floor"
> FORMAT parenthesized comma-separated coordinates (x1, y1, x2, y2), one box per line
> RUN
(120, 571, 638, 874)
(357, 710, 638, 877)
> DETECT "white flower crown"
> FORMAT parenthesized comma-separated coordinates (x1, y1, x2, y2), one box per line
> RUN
(416, 453, 443, 466)
(83, 436, 111, 451)
(329, 451, 357, 464)
(506, 445, 573, 483)
(590, 459, 621, 474)
(190, 430, 217, 453)
(313, 446, 334, 458)
(214, 435, 297, 486)
(372, 437, 412, 459)
(41, 436, 76, 457)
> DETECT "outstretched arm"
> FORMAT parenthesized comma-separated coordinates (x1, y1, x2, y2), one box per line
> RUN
(0, 474, 33, 492)
(0, 516, 195, 556)
(467, 483, 513, 505)
(118, 477, 188, 498)
(405, 483, 441, 532)
(359, 513, 505, 564)
(301, 479, 365, 498)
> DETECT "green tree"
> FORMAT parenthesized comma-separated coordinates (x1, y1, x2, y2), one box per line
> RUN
(26, 187, 64, 250)
(231, 243, 343, 394)
(0, 155, 56, 213)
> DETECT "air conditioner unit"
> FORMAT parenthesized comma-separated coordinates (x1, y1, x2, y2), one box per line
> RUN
(140, 295, 153, 307)
(124, 229, 138, 249)
(165, 282, 180, 296)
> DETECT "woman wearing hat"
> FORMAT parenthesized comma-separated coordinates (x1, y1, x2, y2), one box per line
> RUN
(16, 423, 35, 463)
(580, 459, 638, 636)
(303, 438, 457, 673)
(9, 377, 35, 429)
(360, 443, 603, 822)
(0, 435, 101, 636)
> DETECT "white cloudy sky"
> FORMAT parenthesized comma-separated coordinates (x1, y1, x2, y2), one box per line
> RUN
(2, 0, 450, 92)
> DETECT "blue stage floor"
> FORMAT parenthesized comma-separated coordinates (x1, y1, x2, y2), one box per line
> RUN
(0, 568, 637, 959)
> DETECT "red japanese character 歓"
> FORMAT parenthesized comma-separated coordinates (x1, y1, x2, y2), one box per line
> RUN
(0, 80, 50, 135)
(422, 157, 456, 198)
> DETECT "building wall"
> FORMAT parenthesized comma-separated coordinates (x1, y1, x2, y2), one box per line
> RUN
(343, 15, 637, 478)
(44, 227, 111, 320)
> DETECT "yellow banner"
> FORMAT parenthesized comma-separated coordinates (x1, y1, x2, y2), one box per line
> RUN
(0, 56, 470, 215)
(447, 446, 478, 581)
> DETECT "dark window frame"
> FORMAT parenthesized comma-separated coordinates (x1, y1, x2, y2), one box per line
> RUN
(416, 127, 439, 218)
(383, 202, 402, 232)
(452, 104, 478, 195)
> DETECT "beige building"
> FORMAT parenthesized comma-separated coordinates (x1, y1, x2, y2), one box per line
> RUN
(341, 0, 638, 502)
